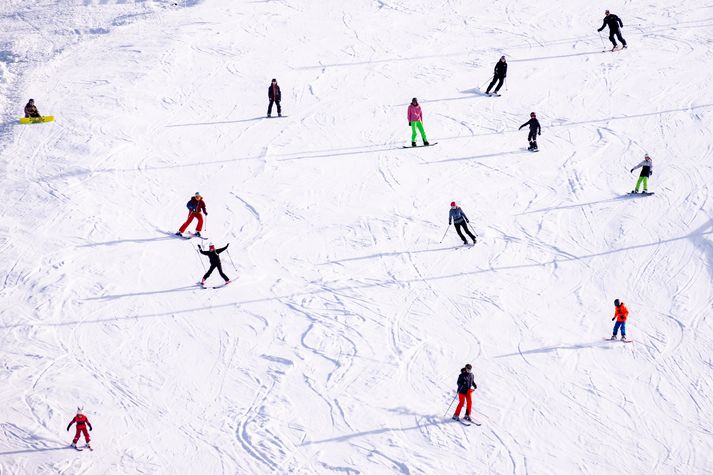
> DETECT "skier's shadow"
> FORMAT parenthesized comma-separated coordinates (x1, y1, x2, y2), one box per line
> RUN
(0, 446, 69, 456)
(79, 236, 174, 247)
(83, 285, 198, 300)
(495, 340, 610, 358)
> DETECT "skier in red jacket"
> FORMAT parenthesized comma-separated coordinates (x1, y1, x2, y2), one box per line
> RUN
(176, 192, 207, 237)
(67, 408, 93, 449)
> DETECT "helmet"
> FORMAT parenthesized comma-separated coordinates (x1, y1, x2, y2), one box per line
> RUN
(500, 55, 506, 60)
(411, 97, 418, 103)
(77, 406, 83, 415)
(644, 153, 651, 160)
(450, 201, 456, 207)
(530, 112, 536, 118)
(209, 244, 215, 250)
(614, 299, 620, 307)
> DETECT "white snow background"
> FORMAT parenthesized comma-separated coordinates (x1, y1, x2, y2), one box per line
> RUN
(1, 0, 712, 473)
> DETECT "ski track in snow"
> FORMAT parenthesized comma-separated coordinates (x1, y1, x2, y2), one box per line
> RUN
(1, 0, 713, 473)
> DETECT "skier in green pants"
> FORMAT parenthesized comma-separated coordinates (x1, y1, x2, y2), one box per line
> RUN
(407, 98, 429, 147)
(630, 153, 653, 193)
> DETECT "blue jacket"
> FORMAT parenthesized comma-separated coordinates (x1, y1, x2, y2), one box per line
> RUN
(449, 207, 469, 225)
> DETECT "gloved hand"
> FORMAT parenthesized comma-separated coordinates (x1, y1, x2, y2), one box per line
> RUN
(538, 132, 541, 136)
(611, 317, 615, 321)
(630, 169, 633, 173)
(408, 122, 411, 126)
(89, 427, 92, 432)
(226, 243, 230, 247)
(204, 212, 208, 215)
(198, 245, 202, 249)
(649, 171, 653, 176)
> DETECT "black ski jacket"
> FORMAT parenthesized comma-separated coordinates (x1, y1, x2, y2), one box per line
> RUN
(457, 372, 477, 394)
(598, 14, 623, 32)
(494, 60, 507, 79)
(200, 244, 228, 265)
(268, 83, 281, 101)
(519, 118, 541, 134)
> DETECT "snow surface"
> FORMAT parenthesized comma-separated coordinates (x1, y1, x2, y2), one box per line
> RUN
(2, 0, 713, 473)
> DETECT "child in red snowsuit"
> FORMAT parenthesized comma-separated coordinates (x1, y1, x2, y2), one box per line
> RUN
(67, 409, 93, 448)
(176, 192, 208, 237)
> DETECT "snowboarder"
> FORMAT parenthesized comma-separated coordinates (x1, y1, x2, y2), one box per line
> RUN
(598, 10, 627, 51)
(24, 99, 41, 118)
(449, 201, 477, 245)
(452, 364, 477, 421)
(67, 407, 92, 449)
(611, 299, 629, 340)
(198, 243, 231, 286)
(519, 112, 541, 151)
(485, 56, 508, 96)
(176, 192, 207, 237)
(407, 98, 429, 147)
(267, 78, 281, 117)
(630, 153, 653, 193)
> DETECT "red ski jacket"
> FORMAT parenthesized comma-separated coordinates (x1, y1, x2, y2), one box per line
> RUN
(67, 414, 92, 431)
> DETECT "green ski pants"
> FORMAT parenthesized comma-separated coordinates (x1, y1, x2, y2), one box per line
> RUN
(411, 121, 428, 143)
(635, 176, 648, 191)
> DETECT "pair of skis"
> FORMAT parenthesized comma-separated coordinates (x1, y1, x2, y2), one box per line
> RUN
(72, 444, 93, 451)
(452, 416, 481, 427)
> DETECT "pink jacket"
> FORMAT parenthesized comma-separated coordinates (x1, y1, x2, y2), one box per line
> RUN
(407, 104, 423, 122)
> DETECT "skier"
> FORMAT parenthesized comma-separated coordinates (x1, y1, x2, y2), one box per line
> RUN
(598, 10, 627, 51)
(630, 153, 653, 194)
(519, 112, 541, 151)
(449, 201, 477, 245)
(452, 364, 477, 421)
(176, 192, 207, 238)
(485, 56, 508, 96)
(267, 78, 281, 118)
(24, 99, 41, 118)
(198, 243, 231, 286)
(407, 98, 429, 147)
(611, 298, 629, 340)
(67, 407, 92, 449)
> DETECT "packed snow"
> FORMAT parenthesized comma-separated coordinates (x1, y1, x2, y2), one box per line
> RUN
(1, 0, 713, 473)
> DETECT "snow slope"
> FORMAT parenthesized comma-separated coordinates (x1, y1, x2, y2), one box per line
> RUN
(2, 0, 713, 473)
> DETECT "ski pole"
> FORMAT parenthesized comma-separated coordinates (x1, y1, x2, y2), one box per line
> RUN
(598, 31, 606, 50)
(204, 214, 208, 232)
(504, 77, 508, 92)
(443, 393, 458, 417)
(439, 224, 450, 243)
(194, 245, 207, 272)
(226, 248, 239, 273)
(480, 75, 493, 90)
(467, 223, 479, 239)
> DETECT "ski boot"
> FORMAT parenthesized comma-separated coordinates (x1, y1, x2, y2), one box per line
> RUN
(195, 231, 201, 237)
(200, 278, 206, 287)
(631, 190, 639, 194)
(71, 442, 77, 448)
(278, 113, 282, 117)
(610, 335, 617, 340)
(623, 44, 628, 49)
(175, 231, 182, 236)
(464, 415, 472, 422)
(451, 415, 459, 421)
(267, 114, 271, 118)
(424, 141, 430, 146)
(411, 141, 417, 147)
(620, 335, 627, 341)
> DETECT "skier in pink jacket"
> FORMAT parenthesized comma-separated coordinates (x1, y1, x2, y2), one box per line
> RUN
(407, 98, 429, 147)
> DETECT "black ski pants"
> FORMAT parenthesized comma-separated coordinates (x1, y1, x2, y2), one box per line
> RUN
(268, 99, 281, 115)
(454, 222, 476, 243)
(204, 262, 229, 282)
(528, 130, 538, 149)
(486, 76, 505, 94)
(609, 30, 627, 47)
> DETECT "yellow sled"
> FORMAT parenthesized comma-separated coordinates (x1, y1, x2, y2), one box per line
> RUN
(19, 116, 54, 124)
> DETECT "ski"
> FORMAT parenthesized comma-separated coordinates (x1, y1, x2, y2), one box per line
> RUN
(604, 337, 633, 343)
(487, 93, 501, 97)
(403, 142, 438, 148)
(72, 445, 83, 451)
(85, 445, 93, 451)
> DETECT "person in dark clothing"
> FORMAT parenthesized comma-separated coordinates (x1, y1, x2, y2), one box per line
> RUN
(598, 10, 627, 50)
(448, 201, 476, 245)
(519, 112, 541, 151)
(198, 243, 231, 285)
(453, 364, 477, 421)
(24, 99, 41, 118)
(267, 78, 281, 117)
(485, 56, 508, 95)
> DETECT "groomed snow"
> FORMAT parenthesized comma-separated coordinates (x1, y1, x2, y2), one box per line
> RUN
(1, 1, 712, 473)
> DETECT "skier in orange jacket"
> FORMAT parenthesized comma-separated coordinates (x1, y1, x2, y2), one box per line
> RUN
(610, 299, 629, 340)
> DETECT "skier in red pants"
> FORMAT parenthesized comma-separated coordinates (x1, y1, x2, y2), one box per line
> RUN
(452, 364, 477, 421)
(176, 192, 208, 237)
(67, 407, 93, 449)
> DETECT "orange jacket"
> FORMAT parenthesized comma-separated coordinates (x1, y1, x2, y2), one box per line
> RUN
(614, 303, 629, 322)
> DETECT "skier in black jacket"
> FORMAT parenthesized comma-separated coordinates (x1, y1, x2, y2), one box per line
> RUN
(598, 10, 627, 50)
(452, 364, 477, 421)
(198, 243, 231, 286)
(267, 78, 281, 117)
(485, 56, 508, 95)
(519, 112, 541, 151)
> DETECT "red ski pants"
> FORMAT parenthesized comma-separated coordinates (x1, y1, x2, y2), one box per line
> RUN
(454, 389, 474, 416)
(73, 427, 90, 444)
(179, 211, 203, 233)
